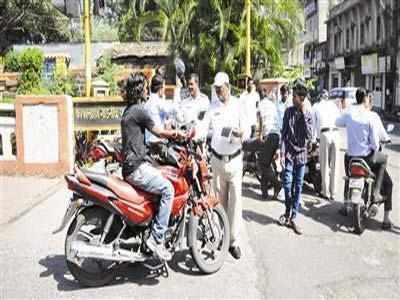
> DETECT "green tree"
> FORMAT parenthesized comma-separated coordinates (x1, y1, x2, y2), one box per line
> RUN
(17, 48, 45, 94)
(0, 0, 71, 53)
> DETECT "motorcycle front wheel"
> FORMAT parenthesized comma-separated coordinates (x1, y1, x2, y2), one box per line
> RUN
(65, 207, 121, 287)
(188, 204, 230, 274)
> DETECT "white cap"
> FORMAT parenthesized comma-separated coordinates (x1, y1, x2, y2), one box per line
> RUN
(213, 72, 229, 87)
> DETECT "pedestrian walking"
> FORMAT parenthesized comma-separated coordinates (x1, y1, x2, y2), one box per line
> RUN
(278, 79, 313, 235)
(312, 90, 340, 201)
(206, 72, 250, 259)
(243, 86, 281, 200)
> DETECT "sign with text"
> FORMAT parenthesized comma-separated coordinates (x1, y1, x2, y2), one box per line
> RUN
(73, 98, 125, 130)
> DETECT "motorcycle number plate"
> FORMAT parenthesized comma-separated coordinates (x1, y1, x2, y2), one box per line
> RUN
(349, 178, 364, 190)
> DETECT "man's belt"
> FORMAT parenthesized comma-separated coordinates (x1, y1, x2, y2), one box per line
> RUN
(321, 127, 339, 133)
(211, 148, 242, 162)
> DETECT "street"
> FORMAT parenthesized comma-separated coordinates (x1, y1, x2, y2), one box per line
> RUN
(1, 129, 399, 299)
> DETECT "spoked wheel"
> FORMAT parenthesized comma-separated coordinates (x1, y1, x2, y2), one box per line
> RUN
(188, 204, 230, 274)
(65, 207, 121, 287)
(353, 202, 367, 235)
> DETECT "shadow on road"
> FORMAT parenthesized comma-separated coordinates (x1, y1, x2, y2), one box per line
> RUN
(301, 199, 400, 236)
(301, 199, 354, 234)
(38, 250, 201, 291)
(386, 143, 400, 152)
(243, 209, 276, 226)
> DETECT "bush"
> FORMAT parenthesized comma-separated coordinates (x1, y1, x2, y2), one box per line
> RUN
(4, 51, 21, 72)
(17, 48, 45, 94)
(96, 53, 121, 96)
(45, 71, 77, 96)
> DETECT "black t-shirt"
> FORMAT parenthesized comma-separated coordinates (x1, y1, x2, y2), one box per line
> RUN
(121, 103, 155, 177)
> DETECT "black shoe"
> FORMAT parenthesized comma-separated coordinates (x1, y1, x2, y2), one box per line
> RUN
(277, 214, 290, 226)
(382, 221, 392, 230)
(229, 246, 241, 260)
(289, 219, 302, 235)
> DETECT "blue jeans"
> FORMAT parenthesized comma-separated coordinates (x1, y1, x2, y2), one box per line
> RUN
(283, 159, 305, 220)
(125, 162, 174, 242)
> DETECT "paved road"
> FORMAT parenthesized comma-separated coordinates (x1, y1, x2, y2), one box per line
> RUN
(1, 130, 399, 299)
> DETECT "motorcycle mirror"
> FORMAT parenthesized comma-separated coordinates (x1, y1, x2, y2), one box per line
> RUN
(386, 123, 394, 133)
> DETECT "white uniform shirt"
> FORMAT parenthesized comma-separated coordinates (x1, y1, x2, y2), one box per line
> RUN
(312, 99, 341, 139)
(276, 96, 292, 130)
(145, 93, 176, 144)
(177, 93, 209, 124)
(205, 96, 250, 155)
(370, 111, 390, 142)
(240, 91, 260, 128)
(258, 97, 280, 136)
(336, 105, 379, 157)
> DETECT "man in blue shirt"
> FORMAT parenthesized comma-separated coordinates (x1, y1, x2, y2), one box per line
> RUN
(336, 88, 393, 229)
(278, 79, 313, 234)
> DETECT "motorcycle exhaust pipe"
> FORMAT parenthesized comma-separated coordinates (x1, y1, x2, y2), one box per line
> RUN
(69, 241, 147, 263)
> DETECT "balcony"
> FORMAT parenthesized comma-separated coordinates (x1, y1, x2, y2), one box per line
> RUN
(329, 0, 360, 20)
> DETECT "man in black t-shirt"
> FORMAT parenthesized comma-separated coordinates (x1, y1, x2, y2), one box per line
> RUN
(121, 72, 184, 261)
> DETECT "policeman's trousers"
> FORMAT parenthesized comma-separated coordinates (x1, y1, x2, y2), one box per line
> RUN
(211, 154, 243, 247)
(319, 130, 339, 199)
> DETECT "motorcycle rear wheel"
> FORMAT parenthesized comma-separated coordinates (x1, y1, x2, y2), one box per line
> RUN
(188, 204, 230, 274)
(353, 202, 367, 235)
(65, 207, 121, 287)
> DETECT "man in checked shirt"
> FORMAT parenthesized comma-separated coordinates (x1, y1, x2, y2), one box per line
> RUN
(278, 79, 314, 235)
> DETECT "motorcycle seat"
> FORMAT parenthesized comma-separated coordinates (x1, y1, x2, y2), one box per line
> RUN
(82, 170, 152, 204)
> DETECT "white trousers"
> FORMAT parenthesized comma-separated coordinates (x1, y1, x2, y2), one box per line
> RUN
(319, 130, 339, 198)
(211, 154, 243, 247)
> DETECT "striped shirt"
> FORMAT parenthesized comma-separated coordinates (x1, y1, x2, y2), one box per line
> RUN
(281, 106, 313, 164)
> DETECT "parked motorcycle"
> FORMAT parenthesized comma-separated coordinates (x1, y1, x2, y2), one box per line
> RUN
(303, 141, 322, 195)
(54, 129, 230, 287)
(345, 125, 393, 234)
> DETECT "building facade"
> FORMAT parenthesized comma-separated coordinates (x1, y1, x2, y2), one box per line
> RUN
(303, 0, 339, 90)
(326, 0, 399, 111)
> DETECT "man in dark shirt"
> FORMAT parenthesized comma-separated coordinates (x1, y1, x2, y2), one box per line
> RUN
(279, 79, 313, 234)
(121, 72, 184, 261)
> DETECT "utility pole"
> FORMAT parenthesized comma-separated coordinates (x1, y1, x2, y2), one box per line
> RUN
(84, 0, 92, 97)
(245, 0, 251, 78)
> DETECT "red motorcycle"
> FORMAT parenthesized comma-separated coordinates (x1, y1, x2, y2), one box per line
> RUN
(54, 129, 230, 287)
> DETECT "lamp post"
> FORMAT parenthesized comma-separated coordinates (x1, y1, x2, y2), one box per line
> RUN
(245, 0, 251, 78)
(84, 0, 92, 97)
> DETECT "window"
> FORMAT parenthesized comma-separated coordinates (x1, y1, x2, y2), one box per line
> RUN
(346, 28, 350, 49)
(360, 23, 365, 44)
(351, 26, 355, 49)
(377, 16, 381, 40)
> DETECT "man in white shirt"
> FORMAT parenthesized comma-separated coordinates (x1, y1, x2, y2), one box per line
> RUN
(240, 77, 260, 137)
(336, 88, 393, 229)
(206, 72, 250, 260)
(243, 87, 281, 199)
(177, 73, 209, 125)
(276, 84, 292, 130)
(312, 90, 341, 201)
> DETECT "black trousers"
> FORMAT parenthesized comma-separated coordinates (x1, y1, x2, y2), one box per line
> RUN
(243, 133, 280, 196)
(344, 152, 393, 211)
